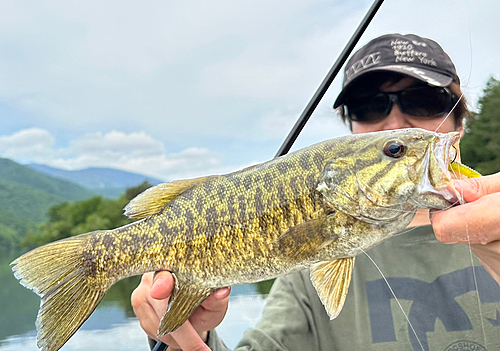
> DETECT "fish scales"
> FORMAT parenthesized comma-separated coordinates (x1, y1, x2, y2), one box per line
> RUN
(11, 128, 469, 351)
(46, 135, 397, 290)
(85, 138, 355, 289)
(81, 133, 405, 289)
(157, 136, 371, 283)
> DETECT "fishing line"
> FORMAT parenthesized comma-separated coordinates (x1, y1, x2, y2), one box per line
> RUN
(434, 0, 473, 134)
(360, 248, 425, 351)
(462, 0, 488, 346)
(449, 0, 488, 345)
(450, 159, 488, 348)
(393, 226, 418, 236)
(465, 216, 488, 347)
(462, 0, 474, 89)
(430, 0, 487, 345)
(434, 93, 464, 132)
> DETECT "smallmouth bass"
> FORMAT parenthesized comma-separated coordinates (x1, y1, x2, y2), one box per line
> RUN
(11, 128, 478, 351)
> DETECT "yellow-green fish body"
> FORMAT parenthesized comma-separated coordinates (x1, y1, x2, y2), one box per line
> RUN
(12, 128, 474, 351)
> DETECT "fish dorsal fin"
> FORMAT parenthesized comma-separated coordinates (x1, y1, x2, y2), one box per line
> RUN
(124, 176, 213, 219)
(157, 283, 214, 336)
(310, 257, 355, 319)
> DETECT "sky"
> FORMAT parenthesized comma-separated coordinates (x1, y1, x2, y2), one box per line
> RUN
(0, 0, 498, 181)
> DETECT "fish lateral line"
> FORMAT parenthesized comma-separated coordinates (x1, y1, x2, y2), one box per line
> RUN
(10, 128, 475, 351)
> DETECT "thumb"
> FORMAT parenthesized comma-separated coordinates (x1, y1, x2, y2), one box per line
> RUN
(453, 173, 500, 202)
(151, 271, 174, 300)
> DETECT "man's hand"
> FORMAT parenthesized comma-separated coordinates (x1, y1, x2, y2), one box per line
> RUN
(132, 271, 230, 350)
(431, 173, 500, 244)
(431, 172, 500, 285)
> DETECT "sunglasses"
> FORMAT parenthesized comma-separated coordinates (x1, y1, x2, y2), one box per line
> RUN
(344, 86, 457, 122)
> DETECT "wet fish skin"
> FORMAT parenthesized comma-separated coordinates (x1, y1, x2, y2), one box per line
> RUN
(11, 128, 463, 351)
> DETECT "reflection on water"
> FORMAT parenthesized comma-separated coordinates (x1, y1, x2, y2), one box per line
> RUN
(216, 290, 267, 348)
(1, 290, 266, 350)
(1, 305, 151, 351)
(0, 254, 269, 350)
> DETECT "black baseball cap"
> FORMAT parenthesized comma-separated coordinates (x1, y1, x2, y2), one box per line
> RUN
(334, 33, 460, 108)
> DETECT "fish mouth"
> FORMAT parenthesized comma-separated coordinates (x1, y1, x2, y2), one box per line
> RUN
(412, 131, 463, 208)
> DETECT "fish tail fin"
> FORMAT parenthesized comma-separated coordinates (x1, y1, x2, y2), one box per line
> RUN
(11, 233, 107, 351)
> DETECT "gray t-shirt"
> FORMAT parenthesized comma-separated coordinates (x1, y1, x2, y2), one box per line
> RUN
(206, 226, 500, 351)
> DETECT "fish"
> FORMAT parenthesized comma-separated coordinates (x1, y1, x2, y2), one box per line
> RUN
(11, 128, 474, 351)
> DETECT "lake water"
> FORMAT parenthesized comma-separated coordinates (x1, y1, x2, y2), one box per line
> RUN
(0, 254, 268, 350)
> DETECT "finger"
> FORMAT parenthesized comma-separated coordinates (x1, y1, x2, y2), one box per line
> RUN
(131, 273, 155, 313)
(151, 271, 175, 300)
(136, 304, 162, 340)
(139, 271, 154, 286)
(198, 287, 230, 313)
(431, 193, 500, 244)
(150, 288, 227, 331)
(156, 333, 180, 349)
(131, 278, 163, 340)
(168, 321, 210, 351)
(212, 287, 231, 299)
(471, 240, 500, 264)
(189, 288, 230, 331)
(132, 273, 173, 333)
(454, 173, 500, 202)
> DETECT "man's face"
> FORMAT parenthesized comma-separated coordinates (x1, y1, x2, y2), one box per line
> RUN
(350, 77, 463, 136)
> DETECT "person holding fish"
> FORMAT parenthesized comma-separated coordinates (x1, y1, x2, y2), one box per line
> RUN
(11, 34, 500, 351)
(132, 34, 500, 350)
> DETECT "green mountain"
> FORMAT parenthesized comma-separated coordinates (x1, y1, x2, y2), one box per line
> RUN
(0, 158, 95, 251)
(28, 164, 162, 198)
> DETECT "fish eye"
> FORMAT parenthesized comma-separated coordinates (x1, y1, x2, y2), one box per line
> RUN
(383, 140, 406, 158)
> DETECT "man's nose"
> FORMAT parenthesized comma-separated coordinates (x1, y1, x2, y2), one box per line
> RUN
(380, 102, 411, 130)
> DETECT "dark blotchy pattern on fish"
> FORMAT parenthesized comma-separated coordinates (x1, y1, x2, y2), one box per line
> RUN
(12, 129, 463, 351)
(78, 132, 424, 289)
(83, 138, 357, 287)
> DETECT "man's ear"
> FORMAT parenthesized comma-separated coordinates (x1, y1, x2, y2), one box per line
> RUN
(456, 122, 464, 138)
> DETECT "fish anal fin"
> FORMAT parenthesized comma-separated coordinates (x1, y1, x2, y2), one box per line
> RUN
(310, 257, 355, 319)
(124, 176, 214, 219)
(157, 284, 214, 336)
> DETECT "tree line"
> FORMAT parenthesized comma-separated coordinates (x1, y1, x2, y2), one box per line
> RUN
(20, 181, 152, 249)
(461, 77, 500, 175)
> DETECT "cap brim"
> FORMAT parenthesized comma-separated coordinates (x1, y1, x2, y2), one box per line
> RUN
(333, 66, 454, 108)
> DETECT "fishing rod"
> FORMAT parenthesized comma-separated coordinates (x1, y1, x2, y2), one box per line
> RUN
(152, 0, 384, 350)
(275, 0, 384, 157)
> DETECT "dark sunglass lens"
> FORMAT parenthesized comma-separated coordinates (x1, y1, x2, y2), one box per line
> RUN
(400, 87, 452, 117)
(347, 93, 389, 121)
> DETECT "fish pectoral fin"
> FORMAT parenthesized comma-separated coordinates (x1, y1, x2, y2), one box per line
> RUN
(157, 284, 215, 336)
(277, 217, 328, 261)
(310, 257, 355, 320)
(124, 176, 216, 219)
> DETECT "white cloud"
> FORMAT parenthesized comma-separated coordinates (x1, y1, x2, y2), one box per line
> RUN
(66, 131, 166, 158)
(0, 128, 245, 181)
(0, 0, 497, 170)
(0, 128, 56, 162)
(256, 103, 351, 152)
(199, 5, 364, 102)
